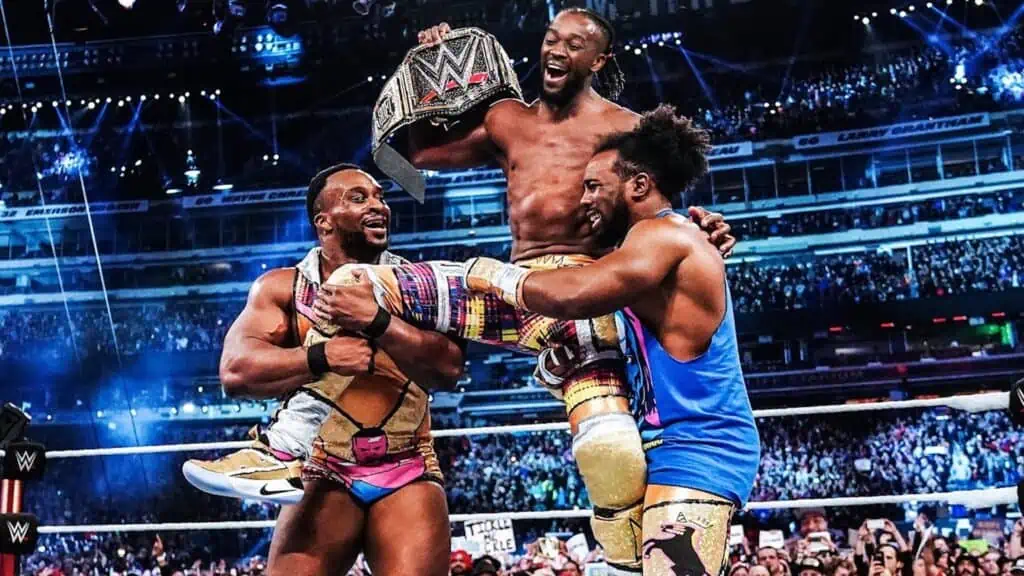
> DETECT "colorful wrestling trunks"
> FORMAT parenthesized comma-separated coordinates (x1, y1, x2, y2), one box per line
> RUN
(615, 284, 760, 508)
(363, 254, 629, 413)
(284, 248, 443, 507)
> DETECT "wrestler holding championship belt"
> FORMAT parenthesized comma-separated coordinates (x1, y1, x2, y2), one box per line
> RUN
(316, 13, 735, 575)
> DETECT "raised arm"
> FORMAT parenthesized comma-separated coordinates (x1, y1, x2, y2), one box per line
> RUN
(405, 23, 504, 170)
(220, 268, 372, 399)
(467, 218, 690, 320)
(408, 111, 497, 170)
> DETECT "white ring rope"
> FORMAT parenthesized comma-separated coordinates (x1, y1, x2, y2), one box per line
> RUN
(35, 487, 1018, 534)
(10, 392, 1007, 460)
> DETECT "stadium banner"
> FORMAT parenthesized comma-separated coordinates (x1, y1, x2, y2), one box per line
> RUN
(792, 113, 990, 150)
(183, 188, 306, 209)
(0, 200, 148, 222)
(708, 141, 754, 160)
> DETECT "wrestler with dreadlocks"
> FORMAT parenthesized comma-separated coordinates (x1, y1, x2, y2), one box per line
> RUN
(308, 10, 736, 574)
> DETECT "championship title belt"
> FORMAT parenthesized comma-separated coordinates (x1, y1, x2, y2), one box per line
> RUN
(371, 27, 523, 201)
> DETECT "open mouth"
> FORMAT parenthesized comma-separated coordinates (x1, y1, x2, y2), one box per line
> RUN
(586, 210, 602, 229)
(544, 62, 569, 81)
(362, 216, 388, 231)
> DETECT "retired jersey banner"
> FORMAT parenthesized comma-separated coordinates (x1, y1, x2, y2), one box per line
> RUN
(183, 188, 306, 209)
(792, 113, 990, 150)
(708, 141, 754, 161)
(0, 200, 148, 222)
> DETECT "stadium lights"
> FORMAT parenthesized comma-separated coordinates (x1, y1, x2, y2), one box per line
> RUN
(165, 187, 183, 195)
(890, 7, 898, 14)
(106, 97, 112, 103)
(862, 16, 870, 24)
(633, 48, 641, 55)
(908, 4, 915, 10)
(178, 95, 186, 103)
(154, 94, 160, 100)
(215, 89, 221, 95)
(65, 100, 71, 106)
(88, 102, 96, 110)
(367, 75, 373, 82)
(899, 10, 907, 17)
(675, 39, 681, 45)
(926, 1, 933, 6)
(854, 14, 860, 20)
(625, 44, 632, 51)
(872, 11, 878, 16)
(140, 95, 146, 101)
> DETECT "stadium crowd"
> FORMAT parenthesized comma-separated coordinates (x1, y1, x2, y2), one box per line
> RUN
(732, 190, 1024, 242)
(2, 24, 1024, 207)
(2, 235, 1019, 360)
(17, 407, 1022, 575)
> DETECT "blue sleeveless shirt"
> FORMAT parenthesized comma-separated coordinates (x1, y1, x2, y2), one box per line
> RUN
(616, 218, 760, 505)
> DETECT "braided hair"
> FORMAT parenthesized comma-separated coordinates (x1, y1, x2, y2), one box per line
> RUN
(558, 7, 626, 101)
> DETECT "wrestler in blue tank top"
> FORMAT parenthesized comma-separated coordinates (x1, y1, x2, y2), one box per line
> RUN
(617, 281, 760, 507)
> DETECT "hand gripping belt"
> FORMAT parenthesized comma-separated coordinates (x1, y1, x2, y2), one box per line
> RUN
(371, 27, 523, 201)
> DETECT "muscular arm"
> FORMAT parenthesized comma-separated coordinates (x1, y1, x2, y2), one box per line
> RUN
(219, 269, 312, 399)
(376, 315, 465, 390)
(521, 218, 690, 319)
(408, 101, 509, 169)
(314, 270, 465, 389)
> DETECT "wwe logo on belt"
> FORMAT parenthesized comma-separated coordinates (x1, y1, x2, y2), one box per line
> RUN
(14, 450, 36, 472)
(6, 520, 29, 544)
(412, 36, 490, 104)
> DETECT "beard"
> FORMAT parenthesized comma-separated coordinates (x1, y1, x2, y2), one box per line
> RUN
(334, 227, 387, 262)
(539, 70, 590, 106)
(594, 196, 631, 249)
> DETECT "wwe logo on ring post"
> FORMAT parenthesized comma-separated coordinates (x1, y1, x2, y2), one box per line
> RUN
(2, 441, 46, 481)
(7, 521, 29, 544)
(0, 513, 38, 554)
(15, 450, 36, 472)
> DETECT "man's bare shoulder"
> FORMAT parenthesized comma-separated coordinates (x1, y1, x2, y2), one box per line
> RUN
(599, 98, 641, 131)
(249, 267, 297, 307)
(631, 214, 704, 254)
(487, 98, 532, 121)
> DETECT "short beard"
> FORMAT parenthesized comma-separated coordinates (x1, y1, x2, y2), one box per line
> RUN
(596, 196, 631, 249)
(539, 73, 589, 107)
(337, 228, 387, 263)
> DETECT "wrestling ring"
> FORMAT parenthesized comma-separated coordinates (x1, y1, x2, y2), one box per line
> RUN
(0, 390, 1016, 539)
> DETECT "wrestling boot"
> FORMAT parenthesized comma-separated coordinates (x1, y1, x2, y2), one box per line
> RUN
(182, 426, 304, 505)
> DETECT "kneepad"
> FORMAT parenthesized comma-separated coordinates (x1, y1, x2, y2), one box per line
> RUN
(572, 412, 646, 572)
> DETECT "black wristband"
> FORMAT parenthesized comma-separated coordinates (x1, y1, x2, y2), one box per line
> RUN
(307, 342, 330, 378)
(363, 306, 392, 339)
